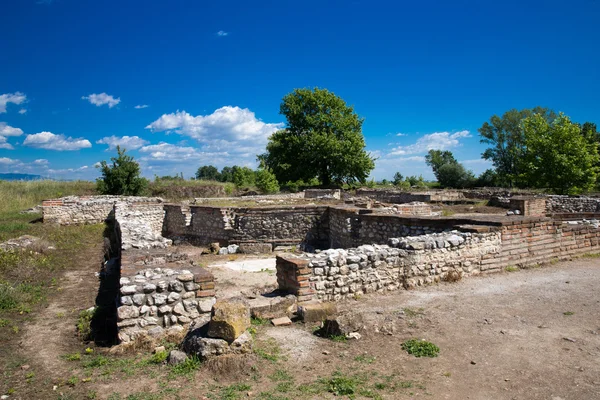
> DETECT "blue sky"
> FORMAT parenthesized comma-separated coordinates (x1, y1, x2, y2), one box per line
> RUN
(1, 0, 599, 181)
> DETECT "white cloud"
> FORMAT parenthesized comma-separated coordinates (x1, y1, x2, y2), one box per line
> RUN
(389, 130, 471, 156)
(81, 93, 121, 108)
(139, 142, 227, 162)
(0, 122, 23, 137)
(134, 104, 149, 109)
(23, 131, 92, 151)
(96, 135, 149, 151)
(395, 133, 407, 137)
(0, 157, 18, 165)
(0, 92, 26, 113)
(145, 106, 283, 156)
(33, 159, 49, 165)
(18, 109, 27, 115)
(0, 138, 13, 149)
(47, 165, 89, 175)
(217, 30, 229, 36)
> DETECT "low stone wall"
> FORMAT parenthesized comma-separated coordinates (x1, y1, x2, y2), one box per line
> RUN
(546, 196, 600, 213)
(42, 195, 164, 225)
(304, 189, 341, 199)
(114, 201, 170, 250)
(117, 266, 216, 343)
(277, 231, 501, 301)
(278, 215, 600, 302)
(164, 204, 330, 250)
(509, 197, 546, 216)
(356, 189, 465, 203)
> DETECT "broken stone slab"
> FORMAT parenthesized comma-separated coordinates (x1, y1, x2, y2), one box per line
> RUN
(249, 294, 296, 320)
(298, 302, 338, 323)
(182, 324, 253, 359)
(207, 299, 251, 343)
(271, 316, 293, 326)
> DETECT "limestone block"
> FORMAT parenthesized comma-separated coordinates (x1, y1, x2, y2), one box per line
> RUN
(298, 302, 337, 323)
(117, 305, 139, 321)
(207, 299, 250, 343)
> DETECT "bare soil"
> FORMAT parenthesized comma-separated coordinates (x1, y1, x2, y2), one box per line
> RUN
(2, 244, 600, 399)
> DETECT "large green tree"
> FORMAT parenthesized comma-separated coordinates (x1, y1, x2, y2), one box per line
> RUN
(195, 165, 220, 181)
(479, 107, 556, 187)
(424, 150, 458, 181)
(259, 88, 375, 186)
(521, 113, 599, 194)
(96, 146, 148, 195)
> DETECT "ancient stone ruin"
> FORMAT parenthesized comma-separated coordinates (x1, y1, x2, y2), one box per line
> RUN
(40, 190, 600, 348)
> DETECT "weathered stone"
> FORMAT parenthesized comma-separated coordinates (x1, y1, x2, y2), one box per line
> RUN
(271, 316, 292, 326)
(177, 273, 194, 282)
(158, 305, 172, 315)
(120, 296, 133, 306)
(173, 303, 187, 316)
(184, 281, 198, 291)
(167, 350, 188, 365)
(178, 315, 191, 324)
(169, 280, 184, 292)
(167, 292, 181, 303)
(153, 293, 167, 305)
(133, 293, 145, 306)
(143, 283, 157, 293)
(117, 305, 139, 321)
(156, 281, 168, 292)
(298, 302, 337, 323)
(198, 297, 217, 313)
(207, 299, 251, 343)
(120, 285, 137, 295)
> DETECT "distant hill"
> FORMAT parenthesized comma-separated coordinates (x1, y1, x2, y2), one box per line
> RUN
(0, 173, 47, 181)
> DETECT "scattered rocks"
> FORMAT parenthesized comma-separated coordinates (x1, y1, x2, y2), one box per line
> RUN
(0, 235, 55, 253)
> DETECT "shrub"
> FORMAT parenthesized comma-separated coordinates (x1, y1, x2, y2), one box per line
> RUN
(256, 167, 280, 194)
(96, 146, 148, 195)
(77, 307, 96, 340)
(401, 339, 440, 357)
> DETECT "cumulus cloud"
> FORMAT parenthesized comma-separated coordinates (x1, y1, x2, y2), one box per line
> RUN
(0, 122, 24, 137)
(18, 109, 27, 114)
(145, 106, 282, 156)
(0, 157, 18, 165)
(23, 131, 92, 151)
(139, 142, 227, 163)
(82, 93, 121, 108)
(0, 138, 13, 149)
(217, 30, 229, 36)
(34, 159, 49, 165)
(134, 104, 149, 109)
(0, 92, 27, 113)
(96, 135, 149, 151)
(389, 130, 471, 156)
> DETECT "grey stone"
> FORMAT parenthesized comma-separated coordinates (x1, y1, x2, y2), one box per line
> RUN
(184, 282, 197, 291)
(147, 326, 164, 337)
(153, 293, 167, 305)
(120, 285, 137, 295)
(133, 293, 145, 306)
(117, 305, 139, 321)
(158, 305, 172, 314)
(156, 281, 168, 292)
(173, 303, 187, 316)
(169, 280, 184, 292)
(177, 273, 194, 282)
(167, 350, 188, 365)
(143, 283, 157, 293)
(198, 297, 217, 313)
(121, 296, 133, 306)
(167, 292, 181, 303)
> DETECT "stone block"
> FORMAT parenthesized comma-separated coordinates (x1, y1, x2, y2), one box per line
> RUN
(298, 302, 337, 323)
(207, 299, 250, 343)
(271, 316, 292, 326)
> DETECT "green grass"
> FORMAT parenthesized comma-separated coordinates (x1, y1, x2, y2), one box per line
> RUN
(0, 179, 96, 215)
(208, 383, 252, 400)
(354, 354, 376, 364)
(563, 311, 575, 316)
(168, 355, 201, 377)
(505, 266, 520, 272)
(77, 307, 96, 340)
(320, 371, 360, 396)
(401, 339, 440, 358)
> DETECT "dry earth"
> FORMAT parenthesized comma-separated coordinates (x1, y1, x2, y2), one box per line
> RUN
(2, 249, 600, 400)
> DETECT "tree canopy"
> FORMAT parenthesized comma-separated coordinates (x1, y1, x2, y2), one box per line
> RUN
(521, 113, 599, 194)
(478, 107, 556, 187)
(259, 88, 375, 186)
(96, 146, 148, 195)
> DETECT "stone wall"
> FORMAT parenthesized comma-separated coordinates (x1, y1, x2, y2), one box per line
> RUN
(117, 266, 216, 343)
(356, 189, 465, 203)
(163, 204, 330, 250)
(42, 195, 164, 225)
(546, 196, 600, 213)
(114, 201, 170, 250)
(278, 215, 600, 302)
(304, 189, 341, 199)
(277, 231, 502, 301)
(509, 197, 547, 216)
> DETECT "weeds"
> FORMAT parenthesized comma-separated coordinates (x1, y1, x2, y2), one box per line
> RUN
(320, 371, 359, 396)
(563, 311, 575, 316)
(401, 339, 440, 358)
(505, 266, 520, 272)
(77, 308, 96, 340)
(169, 355, 201, 376)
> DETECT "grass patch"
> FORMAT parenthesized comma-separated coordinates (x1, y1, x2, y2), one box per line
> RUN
(77, 307, 96, 340)
(563, 311, 575, 316)
(329, 334, 347, 343)
(169, 355, 201, 376)
(64, 352, 81, 361)
(320, 371, 360, 396)
(208, 383, 252, 400)
(254, 338, 282, 362)
(402, 339, 440, 358)
(354, 354, 376, 364)
(505, 266, 520, 272)
(402, 307, 425, 318)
